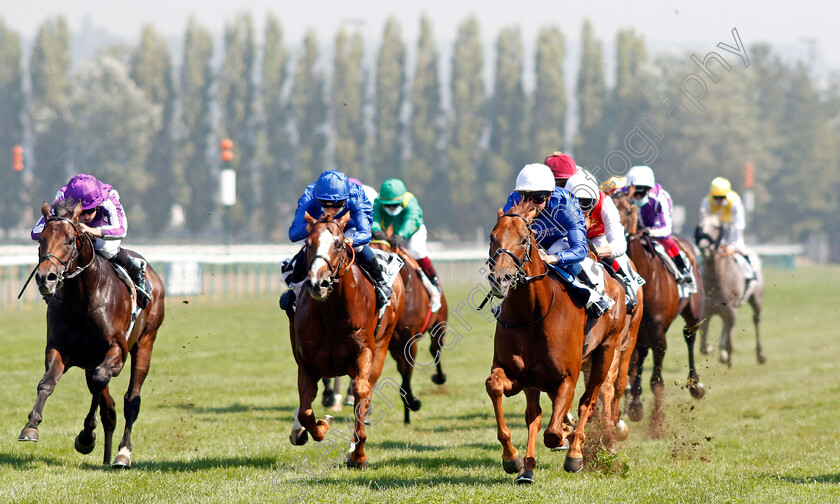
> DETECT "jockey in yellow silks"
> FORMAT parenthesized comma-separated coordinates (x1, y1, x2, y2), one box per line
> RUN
(700, 176, 756, 279)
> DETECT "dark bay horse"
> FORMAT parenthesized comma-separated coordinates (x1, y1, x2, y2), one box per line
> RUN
(19, 201, 165, 468)
(695, 214, 765, 365)
(611, 192, 705, 435)
(287, 212, 404, 468)
(485, 203, 624, 483)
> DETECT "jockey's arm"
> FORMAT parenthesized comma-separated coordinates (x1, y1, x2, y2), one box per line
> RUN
(370, 200, 384, 233)
(95, 191, 127, 239)
(288, 192, 314, 243)
(395, 199, 423, 239)
(346, 197, 373, 247)
(646, 196, 673, 238)
(600, 196, 626, 257)
(699, 197, 711, 221)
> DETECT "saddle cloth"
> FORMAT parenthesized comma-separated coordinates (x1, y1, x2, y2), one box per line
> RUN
(650, 241, 697, 298)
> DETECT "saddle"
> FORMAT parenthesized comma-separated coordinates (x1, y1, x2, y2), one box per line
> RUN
(647, 240, 697, 298)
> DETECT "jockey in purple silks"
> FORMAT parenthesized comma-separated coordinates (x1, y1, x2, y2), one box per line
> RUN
(624, 165, 695, 286)
(31, 173, 150, 307)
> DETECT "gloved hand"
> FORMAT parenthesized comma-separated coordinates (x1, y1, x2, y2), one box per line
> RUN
(389, 235, 405, 250)
(372, 230, 388, 241)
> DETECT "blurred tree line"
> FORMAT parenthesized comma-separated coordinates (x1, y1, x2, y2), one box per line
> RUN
(0, 14, 838, 250)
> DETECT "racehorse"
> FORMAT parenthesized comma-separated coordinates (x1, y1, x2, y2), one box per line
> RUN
(18, 200, 166, 468)
(485, 202, 624, 483)
(320, 235, 449, 424)
(286, 212, 404, 468)
(695, 213, 765, 365)
(611, 192, 705, 436)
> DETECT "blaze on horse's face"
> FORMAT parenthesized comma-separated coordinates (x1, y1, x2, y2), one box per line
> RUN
(35, 201, 83, 297)
(303, 211, 352, 301)
(487, 206, 537, 298)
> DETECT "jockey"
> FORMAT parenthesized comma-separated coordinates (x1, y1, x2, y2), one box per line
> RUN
(503, 163, 612, 316)
(625, 165, 695, 286)
(31, 173, 150, 308)
(543, 151, 577, 188)
(280, 170, 392, 310)
(370, 178, 442, 313)
(566, 171, 641, 311)
(599, 176, 628, 195)
(700, 176, 756, 278)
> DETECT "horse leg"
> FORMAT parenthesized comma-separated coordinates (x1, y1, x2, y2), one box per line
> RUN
(430, 321, 447, 385)
(98, 384, 117, 465)
(598, 343, 621, 445)
(699, 309, 713, 355)
(19, 348, 66, 442)
(390, 338, 421, 424)
(486, 366, 524, 474)
(544, 377, 577, 450)
(627, 346, 647, 422)
(346, 349, 374, 469)
(291, 367, 331, 446)
(719, 307, 736, 366)
(78, 344, 124, 458)
(516, 388, 541, 484)
(683, 322, 706, 399)
(321, 378, 336, 408)
(112, 338, 151, 469)
(750, 293, 766, 364)
(649, 343, 666, 438)
(569, 342, 614, 472)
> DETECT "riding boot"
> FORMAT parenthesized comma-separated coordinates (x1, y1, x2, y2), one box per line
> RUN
(111, 248, 150, 309)
(358, 246, 392, 308)
(575, 269, 610, 317)
(671, 251, 693, 283)
(280, 248, 307, 311)
(418, 258, 442, 312)
(615, 269, 638, 312)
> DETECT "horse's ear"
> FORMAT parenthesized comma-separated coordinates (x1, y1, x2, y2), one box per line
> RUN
(71, 202, 82, 221)
(304, 211, 316, 233)
(337, 211, 351, 230)
(524, 206, 538, 221)
(41, 202, 50, 218)
(497, 207, 504, 218)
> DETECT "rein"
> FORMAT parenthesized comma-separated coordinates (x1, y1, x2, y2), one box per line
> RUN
(19, 216, 96, 299)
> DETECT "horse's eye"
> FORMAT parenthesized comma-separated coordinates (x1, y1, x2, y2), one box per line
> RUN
(335, 241, 342, 250)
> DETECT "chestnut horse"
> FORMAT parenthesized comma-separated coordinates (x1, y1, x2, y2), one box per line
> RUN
(18, 200, 165, 468)
(611, 192, 705, 435)
(287, 212, 404, 468)
(695, 214, 765, 365)
(319, 240, 448, 423)
(485, 203, 624, 484)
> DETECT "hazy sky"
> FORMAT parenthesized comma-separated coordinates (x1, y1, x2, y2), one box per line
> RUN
(3, 0, 833, 67)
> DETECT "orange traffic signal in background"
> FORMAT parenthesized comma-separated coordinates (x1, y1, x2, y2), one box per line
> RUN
(11, 145, 23, 172)
(220, 139, 234, 162)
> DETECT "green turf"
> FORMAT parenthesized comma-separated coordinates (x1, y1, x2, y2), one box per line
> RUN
(2, 266, 839, 503)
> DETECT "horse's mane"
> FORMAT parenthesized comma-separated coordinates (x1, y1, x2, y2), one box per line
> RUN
(508, 200, 536, 218)
(54, 198, 80, 219)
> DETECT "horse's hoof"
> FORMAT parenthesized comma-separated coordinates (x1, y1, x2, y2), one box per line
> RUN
(407, 398, 422, 411)
(550, 439, 570, 452)
(689, 382, 706, 400)
(564, 456, 584, 473)
(757, 353, 767, 365)
(322, 392, 336, 408)
(289, 429, 309, 446)
(515, 469, 535, 484)
(18, 428, 39, 442)
(718, 350, 729, 364)
(628, 402, 644, 422)
(344, 394, 355, 406)
(502, 455, 524, 474)
(431, 373, 447, 385)
(75, 432, 96, 454)
(345, 455, 368, 469)
(616, 419, 629, 441)
(111, 449, 132, 469)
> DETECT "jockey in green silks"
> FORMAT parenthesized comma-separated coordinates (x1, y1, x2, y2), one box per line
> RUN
(371, 179, 442, 312)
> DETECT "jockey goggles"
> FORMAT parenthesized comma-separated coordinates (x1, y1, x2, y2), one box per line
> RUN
(633, 187, 650, 198)
(518, 191, 551, 204)
(318, 199, 346, 209)
(577, 197, 595, 212)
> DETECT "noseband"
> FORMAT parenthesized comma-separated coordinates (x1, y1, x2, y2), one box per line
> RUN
(307, 221, 356, 290)
(487, 213, 548, 284)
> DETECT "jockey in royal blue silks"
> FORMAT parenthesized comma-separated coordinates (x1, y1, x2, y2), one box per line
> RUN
(280, 170, 393, 310)
(502, 163, 612, 316)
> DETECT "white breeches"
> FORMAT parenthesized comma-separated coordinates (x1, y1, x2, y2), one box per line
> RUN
(94, 238, 121, 259)
(405, 224, 429, 259)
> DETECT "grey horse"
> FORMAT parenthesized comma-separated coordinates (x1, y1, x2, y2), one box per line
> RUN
(694, 214, 766, 366)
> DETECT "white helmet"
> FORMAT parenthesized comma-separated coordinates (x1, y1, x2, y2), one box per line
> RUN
(627, 165, 655, 188)
(566, 172, 600, 212)
(515, 163, 555, 193)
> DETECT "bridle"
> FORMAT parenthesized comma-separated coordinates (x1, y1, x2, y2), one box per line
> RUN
(19, 216, 96, 298)
(306, 220, 356, 291)
(481, 212, 556, 327)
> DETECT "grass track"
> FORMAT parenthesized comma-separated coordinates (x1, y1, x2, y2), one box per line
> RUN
(1, 266, 839, 503)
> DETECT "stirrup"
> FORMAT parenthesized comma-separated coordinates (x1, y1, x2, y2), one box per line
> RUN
(279, 289, 296, 311)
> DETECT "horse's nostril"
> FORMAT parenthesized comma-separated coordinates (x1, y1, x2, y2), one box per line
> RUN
(46, 273, 57, 282)
(319, 279, 330, 289)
